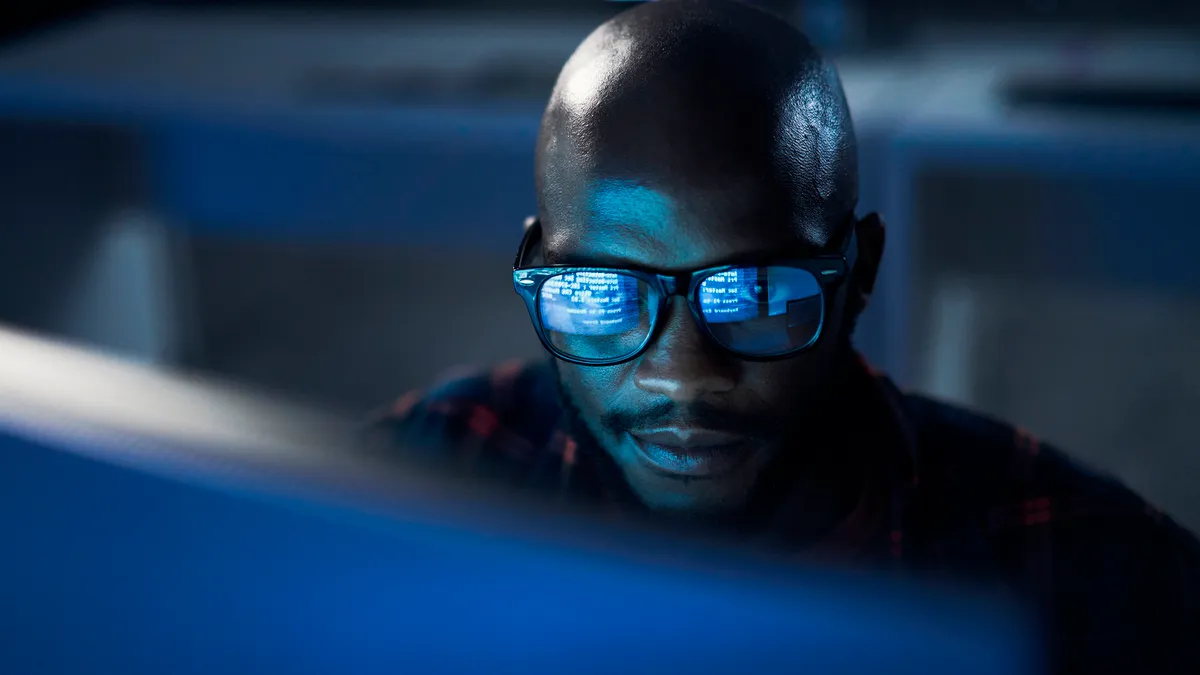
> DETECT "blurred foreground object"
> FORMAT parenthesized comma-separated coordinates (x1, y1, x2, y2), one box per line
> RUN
(0, 326, 1038, 675)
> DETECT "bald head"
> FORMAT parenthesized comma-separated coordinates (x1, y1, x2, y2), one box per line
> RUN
(525, 2, 885, 518)
(536, 0, 857, 262)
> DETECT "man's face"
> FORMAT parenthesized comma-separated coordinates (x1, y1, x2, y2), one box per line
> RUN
(543, 178, 855, 515)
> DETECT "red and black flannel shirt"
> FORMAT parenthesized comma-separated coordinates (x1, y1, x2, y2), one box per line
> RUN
(369, 355, 1200, 674)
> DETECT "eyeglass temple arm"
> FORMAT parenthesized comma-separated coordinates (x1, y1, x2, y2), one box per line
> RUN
(843, 218, 859, 273)
(514, 216, 541, 270)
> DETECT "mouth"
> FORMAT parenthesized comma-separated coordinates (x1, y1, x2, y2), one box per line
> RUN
(627, 428, 755, 479)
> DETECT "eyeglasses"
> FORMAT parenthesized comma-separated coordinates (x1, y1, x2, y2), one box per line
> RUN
(512, 217, 858, 366)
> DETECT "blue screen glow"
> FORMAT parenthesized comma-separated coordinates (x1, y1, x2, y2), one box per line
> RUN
(700, 268, 821, 325)
(699, 269, 762, 323)
(540, 272, 642, 335)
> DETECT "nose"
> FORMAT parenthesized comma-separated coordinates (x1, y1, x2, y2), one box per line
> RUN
(634, 298, 737, 402)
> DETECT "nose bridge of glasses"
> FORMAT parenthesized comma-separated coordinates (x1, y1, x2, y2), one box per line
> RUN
(646, 294, 714, 356)
(654, 273, 684, 298)
(648, 272, 703, 334)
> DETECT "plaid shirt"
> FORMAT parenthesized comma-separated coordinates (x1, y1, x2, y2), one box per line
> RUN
(369, 356, 1200, 673)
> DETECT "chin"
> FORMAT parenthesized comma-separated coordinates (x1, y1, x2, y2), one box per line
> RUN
(625, 473, 753, 516)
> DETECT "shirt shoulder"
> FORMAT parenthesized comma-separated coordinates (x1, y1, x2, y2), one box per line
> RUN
(364, 359, 570, 484)
(903, 393, 1157, 525)
(904, 393, 1200, 664)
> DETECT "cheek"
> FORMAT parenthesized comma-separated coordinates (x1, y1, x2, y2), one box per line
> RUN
(740, 360, 812, 401)
(738, 340, 841, 406)
(559, 363, 630, 414)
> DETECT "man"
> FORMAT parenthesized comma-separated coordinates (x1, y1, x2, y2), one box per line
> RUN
(371, 0, 1200, 671)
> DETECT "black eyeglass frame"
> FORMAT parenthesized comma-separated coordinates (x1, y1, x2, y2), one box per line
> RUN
(511, 216, 860, 366)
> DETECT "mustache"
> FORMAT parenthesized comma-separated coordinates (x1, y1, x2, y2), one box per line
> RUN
(601, 401, 775, 438)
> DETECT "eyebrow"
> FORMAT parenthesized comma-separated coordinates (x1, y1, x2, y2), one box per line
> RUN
(544, 218, 669, 268)
(545, 243, 831, 272)
(544, 251, 645, 268)
(542, 216, 846, 270)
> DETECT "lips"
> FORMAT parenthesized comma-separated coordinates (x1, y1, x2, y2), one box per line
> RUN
(627, 428, 754, 478)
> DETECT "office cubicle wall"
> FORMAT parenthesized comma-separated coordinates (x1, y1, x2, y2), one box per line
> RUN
(899, 133, 1200, 531)
(0, 118, 198, 364)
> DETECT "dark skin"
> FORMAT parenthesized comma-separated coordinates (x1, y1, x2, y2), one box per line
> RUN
(534, 0, 886, 535)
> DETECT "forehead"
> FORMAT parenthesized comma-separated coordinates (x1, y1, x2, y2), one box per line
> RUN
(543, 177, 836, 271)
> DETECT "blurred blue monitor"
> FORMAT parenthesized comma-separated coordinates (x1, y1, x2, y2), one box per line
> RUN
(0, 329, 1040, 675)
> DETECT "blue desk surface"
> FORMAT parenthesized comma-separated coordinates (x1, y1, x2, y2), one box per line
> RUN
(0, 426, 1039, 675)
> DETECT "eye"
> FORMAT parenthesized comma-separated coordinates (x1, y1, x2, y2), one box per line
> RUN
(763, 280, 789, 304)
(744, 279, 786, 304)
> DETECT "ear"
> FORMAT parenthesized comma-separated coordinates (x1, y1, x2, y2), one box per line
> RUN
(852, 212, 886, 307)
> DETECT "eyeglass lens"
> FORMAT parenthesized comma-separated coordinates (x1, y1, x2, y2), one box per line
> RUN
(537, 267, 823, 361)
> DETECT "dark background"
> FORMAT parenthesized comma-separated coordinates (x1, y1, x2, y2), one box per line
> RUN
(0, 0, 1196, 531)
